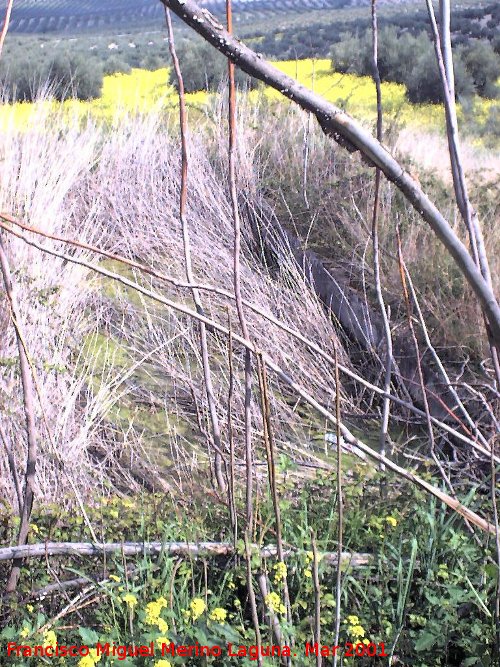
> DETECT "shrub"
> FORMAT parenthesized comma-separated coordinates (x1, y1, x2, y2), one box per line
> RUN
(103, 56, 132, 76)
(460, 40, 500, 98)
(48, 53, 103, 101)
(168, 38, 258, 93)
(0, 51, 103, 102)
(330, 27, 478, 104)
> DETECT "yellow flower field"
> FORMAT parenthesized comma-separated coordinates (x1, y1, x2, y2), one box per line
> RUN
(0, 57, 490, 134)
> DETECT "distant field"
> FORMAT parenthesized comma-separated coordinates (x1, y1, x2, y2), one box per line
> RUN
(7, 0, 493, 38)
(0, 59, 453, 132)
(8, 0, 358, 34)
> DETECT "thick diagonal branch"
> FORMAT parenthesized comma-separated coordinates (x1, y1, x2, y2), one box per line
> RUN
(159, 0, 500, 348)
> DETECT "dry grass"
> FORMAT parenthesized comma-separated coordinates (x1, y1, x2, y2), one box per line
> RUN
(0, 103, 352, 510)
(1, 90, 497, 511)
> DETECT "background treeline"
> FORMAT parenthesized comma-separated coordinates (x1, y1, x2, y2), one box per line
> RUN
(0, 38, 164, 102)
(1, 0, 498, 103)
(330, 27, 499, 103)
(255, 1, 500, 60)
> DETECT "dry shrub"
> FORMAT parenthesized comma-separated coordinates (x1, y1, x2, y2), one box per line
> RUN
(0, 105, 352, 510)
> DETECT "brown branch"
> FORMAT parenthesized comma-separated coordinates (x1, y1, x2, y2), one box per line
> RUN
(159, 0, 500, 348)
(0, 238, 38, 595)
(370, 0, 392, 461)
(311, 529, 322, 667)
(332, 346, 343, 667)
(165, 7, 226, 493)
(225, 0, 254, 529)
(0, 0, 14, 59)
(244, 531, 263, 667)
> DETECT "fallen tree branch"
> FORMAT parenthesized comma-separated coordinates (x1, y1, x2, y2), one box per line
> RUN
(158, 0, 500, 349)
(0, 541, 372, 566)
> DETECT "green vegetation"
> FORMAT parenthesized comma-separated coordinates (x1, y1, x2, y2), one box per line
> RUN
(1, 469, 498, 666)
(167, 37, 259, 93)
(0, 49, 103, 102)
(330, 28, 499, 103)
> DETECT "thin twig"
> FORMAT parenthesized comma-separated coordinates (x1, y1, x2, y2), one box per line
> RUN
(256, 352, 292, 650)
(227, 309, 238, 545)
(311, 529, 322, 667)
(166, 7, 226, 492)
(491, 435, 500, 662)
(226, 0, 254, 530)
(403, 265, 488, 449)
(332, 345, 343, 667)
(244, 531, 263, 667)
(0, 0, 14, 59)
(370, 0, 393, 464)
(0, 237, 39, 595)
(396, 227, 454, 495)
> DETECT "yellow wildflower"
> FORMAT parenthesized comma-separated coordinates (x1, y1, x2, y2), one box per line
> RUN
(154, 660, 172, 667)
(122, 593, 138, 608)
(189, 598, 206, 620)
(385, 516, 398, 527)
(156, 637, 169, 648)
(109, 575, 120, 582)
(157, 618, 169, 633)
(345, 615, 359, 625)
(26, 605, 34, 613)
(19, 627, 30, 638)
(43, 630, 57, 648)
(209, 607, 228, 623)
(437, 565, 449, 580)
(145, 597, 168, 627)
(79, 657, 95, 667)
(78, 649, 101, 667)
(349, 625, 366, 639)
(273, 561, 287, 583)
(265, 592, 286, 615)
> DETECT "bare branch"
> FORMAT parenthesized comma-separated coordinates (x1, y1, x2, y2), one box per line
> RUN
(165, 7, 226, 492)
(0, 238, 38, 595)
(0, 541, 372, 566)
(159, 0, 500, 348)
(0, 0, 14, 59)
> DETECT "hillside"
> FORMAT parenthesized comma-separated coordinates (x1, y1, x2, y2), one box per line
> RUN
(5, 0, 451, 33)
